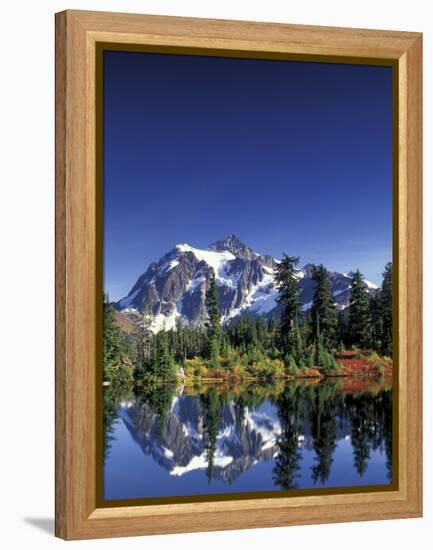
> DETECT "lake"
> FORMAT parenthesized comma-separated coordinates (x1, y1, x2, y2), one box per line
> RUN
(103, 378, 392, 501)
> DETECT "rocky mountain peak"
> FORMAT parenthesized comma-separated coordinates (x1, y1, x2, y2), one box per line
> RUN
(115, 236, 379, 333)
(208, 234, 256, 260)
(301, 263, 316, 278)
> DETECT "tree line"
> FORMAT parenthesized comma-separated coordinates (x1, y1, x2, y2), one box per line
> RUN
(103, 258, 393, 382)
(103, 381, 392, 485)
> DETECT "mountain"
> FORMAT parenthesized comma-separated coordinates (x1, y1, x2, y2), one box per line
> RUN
(117, 393, 354, 484)
(120, 396, 282, 483)
(115, 234, 378, 332)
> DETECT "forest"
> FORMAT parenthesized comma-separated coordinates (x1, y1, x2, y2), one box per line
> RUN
(103, 257, 393, 384)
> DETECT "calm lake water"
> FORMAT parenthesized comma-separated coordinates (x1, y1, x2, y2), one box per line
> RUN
(103, 379, 392, 501)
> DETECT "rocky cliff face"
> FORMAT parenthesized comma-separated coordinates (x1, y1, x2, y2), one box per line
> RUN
(115, 234, 377, 332)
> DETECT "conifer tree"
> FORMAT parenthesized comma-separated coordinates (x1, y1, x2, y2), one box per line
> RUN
(255, 316, 267, 347)
(310, 396, 337, 484)
(103, 294, 134, 383)
(336, 309, 349, 347)
(274, 254, 301, 356)
(369, 293, 383, 351)
(201, 389, 220, 483)
(134, 310, 153, 377)
(273, 388, 302, 489)
(205, 273, 221, 364)
(348, 270, 372, 348)
(380, 262, 393, 357)
(349, 397, 373, 477)
(310, 264, 337, 350)
(152, 329, 176, 379)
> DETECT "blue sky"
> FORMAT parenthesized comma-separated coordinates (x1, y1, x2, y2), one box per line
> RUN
(103, 51, 393, 301)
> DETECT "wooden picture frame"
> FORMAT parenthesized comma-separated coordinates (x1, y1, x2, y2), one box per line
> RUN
(55, 9, 422, 540)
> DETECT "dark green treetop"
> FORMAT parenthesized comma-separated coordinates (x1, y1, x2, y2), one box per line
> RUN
(310, 264, 337, 350)
(152, 328, 177, 379)
(348, 270, 372, 348)
(274, 254, 301, 355)
(205, 273, 222, 364)
(380, 262, 393, 357)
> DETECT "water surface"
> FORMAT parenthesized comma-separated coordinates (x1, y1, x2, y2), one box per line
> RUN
(103, 379, 392, 500)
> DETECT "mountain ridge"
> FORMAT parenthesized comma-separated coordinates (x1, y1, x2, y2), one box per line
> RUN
(115, 235, 378, 333)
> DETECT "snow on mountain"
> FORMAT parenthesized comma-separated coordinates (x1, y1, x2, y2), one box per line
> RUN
(170, 450, 233, 477)
(122, 395, 282, 479)
(115, 234, 379, 333)
(176, 244, 238, 287)
(365, 279, 379, 290)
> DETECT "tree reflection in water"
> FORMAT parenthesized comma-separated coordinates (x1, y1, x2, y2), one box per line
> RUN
(103, 378, 393, 498)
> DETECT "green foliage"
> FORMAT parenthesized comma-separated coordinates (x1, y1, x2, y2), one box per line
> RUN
(315, 326, 339, 374)
(369, 293, 383, 352)
(316, 345, 338, 374)
(310, 264, 337, 349)
(205, 274, 222, 365)
(274, 254, 301, 355)
(305, 346, 316, 369)
(244, 346, 264, 365)
(380, 262, 393, 357)
(337, 341, 346, 354)
(103, 295, 134, 383)
(133, 311, 154, 378)
(273, 387, 303, 488)
(298, 359, 308, 373)
(103, 383, 134, 462)
(200, 388, 221, 482)
(287, 325, 304, 364)
(367, 351, 389, 376)
(334, 262, 392, 358)
(151, 330, 177, 380)
(336, 309, 349, 347)
(284, 354, 298, 375)
(347, 270, 373, 348)
(310, 389, 337, 484)
(105, 261, 392, 383)
(135, 383, 177, 436)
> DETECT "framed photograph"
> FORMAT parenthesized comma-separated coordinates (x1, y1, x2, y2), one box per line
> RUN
(55, 10, 422, 540)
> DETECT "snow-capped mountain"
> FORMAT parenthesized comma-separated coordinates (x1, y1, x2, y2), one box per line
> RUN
(117, 392, 354, 483)
(115, 234, 378, 332)
(120, 395, 283, 483)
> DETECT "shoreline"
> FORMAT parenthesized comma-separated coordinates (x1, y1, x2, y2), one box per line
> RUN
(104, 370, 392, 387)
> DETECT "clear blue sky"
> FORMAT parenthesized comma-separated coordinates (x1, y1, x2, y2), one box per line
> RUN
(103, 51, 392, 301)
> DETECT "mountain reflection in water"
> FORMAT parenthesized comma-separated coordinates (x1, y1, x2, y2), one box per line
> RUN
(103, 379, 392, 500)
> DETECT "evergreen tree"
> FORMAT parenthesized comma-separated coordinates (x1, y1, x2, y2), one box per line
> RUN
(380, 262, 393, 357)
(103, 384, 121, 462)
(336, 309, 349, 347)
(310, 398, 337, 484)
(347, 270, 372, 348)
(220, 333, 230, 356)
(152, 329, 177, 379)
(201, 388, 220, 483)
(273, 387, 302, 489)
(255, 316, 267, 346)
(205, 273, 222, 364)
(103, 294, 133, 383)
(349, 396, 374, 477)
(285, 353, 298, 375)
(266, 318, 279, 351)
(134, 310, 153, 378)
(274, 254, 301, 356)
(136, 384, 177, 436)
(310, 265, 337, 350)
(369, 293, 383, 351)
